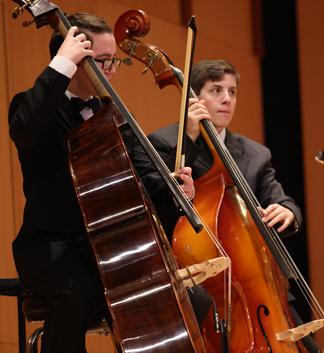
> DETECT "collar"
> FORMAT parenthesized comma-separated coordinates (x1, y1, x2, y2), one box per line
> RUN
(65, 91, 94, 101)
(218, 128, 226, 142)
(66, 91, 96, 121)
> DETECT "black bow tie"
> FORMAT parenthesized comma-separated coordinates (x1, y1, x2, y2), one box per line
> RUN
(70, 97, 101, 113)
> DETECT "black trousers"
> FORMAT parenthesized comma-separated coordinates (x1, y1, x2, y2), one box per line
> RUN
(15, 240, 107, 353)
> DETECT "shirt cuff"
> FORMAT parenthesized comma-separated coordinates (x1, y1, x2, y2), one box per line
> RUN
(293, 218, 300, 233)
(49, 55, 77, 78)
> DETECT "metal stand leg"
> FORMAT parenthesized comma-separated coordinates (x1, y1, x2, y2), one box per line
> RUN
(26, 328, 43, 353)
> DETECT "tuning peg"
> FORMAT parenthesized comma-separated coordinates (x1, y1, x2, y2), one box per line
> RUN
(12, 6, 24, 19)
(122, 57, 133, 65)
(12, 2, 29, 19)
(315, 150, 324, 165)
(22, 19, 35, 27)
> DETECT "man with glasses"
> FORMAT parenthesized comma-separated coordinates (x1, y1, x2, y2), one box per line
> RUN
(8, 12, 194, 353)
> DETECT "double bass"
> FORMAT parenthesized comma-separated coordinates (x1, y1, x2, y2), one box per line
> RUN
(11, 1, 229, 352)
(114, 9, 324, 353)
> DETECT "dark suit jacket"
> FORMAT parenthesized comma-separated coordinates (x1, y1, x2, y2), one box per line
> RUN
(133, 123, 302, 239)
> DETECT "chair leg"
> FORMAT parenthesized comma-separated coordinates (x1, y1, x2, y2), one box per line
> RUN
(26, 327, 43, 353)
(17, 292, 26, 353)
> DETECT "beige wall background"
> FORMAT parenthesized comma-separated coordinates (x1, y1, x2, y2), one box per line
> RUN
(0, 0, 322, 351)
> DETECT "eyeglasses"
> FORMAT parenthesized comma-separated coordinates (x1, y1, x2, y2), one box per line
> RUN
(94, 57, 122, 71)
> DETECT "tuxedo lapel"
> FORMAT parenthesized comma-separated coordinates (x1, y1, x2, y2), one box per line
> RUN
(192, 130, 250, 179)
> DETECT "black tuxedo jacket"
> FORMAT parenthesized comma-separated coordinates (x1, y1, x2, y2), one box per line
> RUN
(9, 66, 86, 240)
(9, 67, 96, 284)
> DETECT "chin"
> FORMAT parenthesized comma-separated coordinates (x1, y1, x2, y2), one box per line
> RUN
(216, 117, 232, 127)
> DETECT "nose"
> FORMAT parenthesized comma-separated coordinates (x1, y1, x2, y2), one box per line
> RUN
(221, 90, 231, 103)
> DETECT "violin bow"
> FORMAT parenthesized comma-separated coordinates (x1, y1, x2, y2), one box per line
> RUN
(174, 16, 197, 175)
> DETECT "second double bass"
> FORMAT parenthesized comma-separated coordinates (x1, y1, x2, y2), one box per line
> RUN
(114, 10, 324, 353)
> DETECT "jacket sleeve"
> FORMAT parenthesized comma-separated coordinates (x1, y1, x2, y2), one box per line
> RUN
(254, 148, 302, 236)
(8, 66, 70, 150)
(127, 127, 190, 240)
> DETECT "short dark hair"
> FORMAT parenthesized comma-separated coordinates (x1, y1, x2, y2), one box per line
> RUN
(49, 12, 112, 59)
(191, 60, 240, 95)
